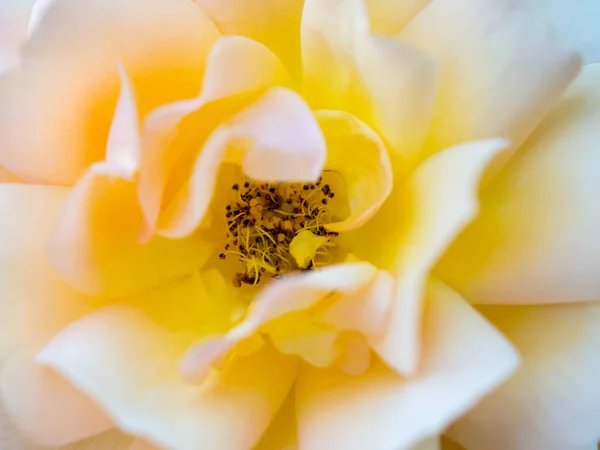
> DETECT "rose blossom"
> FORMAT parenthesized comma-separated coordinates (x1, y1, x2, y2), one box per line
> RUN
(0, 0, 599, 449)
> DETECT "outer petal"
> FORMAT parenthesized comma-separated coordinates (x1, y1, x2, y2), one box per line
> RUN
(0, 0, 36, 73)
(0, 0, 220, 185)
(436, 64, 600, 304)
(0, 184, 113, 445)
(316, 110, 393, 232)
(157, 87, 326, 238)
(295, 279, 518, 450)
(450, 302, 600, 450)
(399, 0, 581, 176)
(346, 138, 508, 374)
(302, 0, 437, 167)
(38, 304, 298, 450)
(193, 0, 304, 76)
(255, 391, 297, 450)
(364, 0, 431, 35)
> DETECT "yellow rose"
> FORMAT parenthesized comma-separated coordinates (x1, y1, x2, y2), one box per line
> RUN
(0, 0, 598, 450)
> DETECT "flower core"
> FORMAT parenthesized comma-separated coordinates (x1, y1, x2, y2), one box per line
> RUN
(219, 177, 339, 286)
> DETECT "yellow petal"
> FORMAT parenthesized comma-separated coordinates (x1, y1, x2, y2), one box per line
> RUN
(0, 166, 22, 183)
(38, 305, 298, 450)
(193, 0, 304, 77)
(255, 391, 298, 450)
(399, 0, 581, 178)
(157, 87, 326, 238)
(364, 0, 430, 35)
(289, 230, 329, 269)
(0, 0, 219, 185)
(138, 35, 289, 233)
(348, 138, 508, 374)
(295, 279, 518, 450)
(450, 301, 600, 450)
(436, 64, 600, 304)
(302, 0, 437, 167)
(317, 111, 393, 232)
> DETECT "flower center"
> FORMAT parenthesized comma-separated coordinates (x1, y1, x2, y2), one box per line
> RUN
(219, 177, 339, 287)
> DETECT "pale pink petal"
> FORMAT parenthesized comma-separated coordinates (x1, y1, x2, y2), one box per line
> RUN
(316, 111, 393, 232)
(302, 0, 436, 166)
(157, 87, 326, 238)
(399, 0, 581, 176)
(450, 302, 600, 450)
(50, 162, 214, 298)
(0, 0, 36, 73)
(350, 139, 508, 374)
(0, 184, 113, 445)
(38, 305, 298, 450)
(255, 392, 297, 450)
(138, 35, 289, 233)
(295, 279, 518, 450)
(193, 0, 304, 75)
(0, 0, 219, 185)
(180, 263, 378, 382)
(0, 166, 22, 183)
(436, 64, 600, 304)
(130, 439, 160, 450)
(364, 0, 431, 35)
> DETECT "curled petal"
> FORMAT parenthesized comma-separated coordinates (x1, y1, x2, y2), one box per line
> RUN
(436, 64, 600, 304)
(295, 279, 518, 450)
(316, 111, 393, 233)
(399, 0, 581, 176)
(450, 301, 600, 450)
(38, 305, 298, 450)
(0, 0, 219, 184)
(157, 87, 326, 238)
(0, 0, 36, 73)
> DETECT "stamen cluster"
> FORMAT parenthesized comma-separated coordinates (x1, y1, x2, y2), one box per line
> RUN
(219, 177, 339, 287)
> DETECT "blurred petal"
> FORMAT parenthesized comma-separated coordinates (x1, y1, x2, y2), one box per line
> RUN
(348, 138, 508, 374)
(138, 35, 289, 233)
(316, 111, 392, 232)
(302, 0, 437, 167)
(39, 305, 298, 450)
(130, 439, 159, 450)
(411, 436, 440, 450)
(436, 64, 600, 304)
(193, 0, 304, 76)
(400, 0, 581, 177)
(0, 0, 36, 73)
(180, 263, 378, 382)
(157, 88, 326, 238)
(295, 279, 518, 450)
(0, 166, 22, 183)
(0, 184, 113, 445)
(450, 302, 600, 450)
(364, 0, 431, 35)
(0, 0, 219, 184)
(255, 392, 297, 450)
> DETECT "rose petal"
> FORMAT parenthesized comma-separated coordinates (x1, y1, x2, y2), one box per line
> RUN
(138, 35, 289, 233)
(0, 0, 36, 73)
(0, 0, 220, 184)
(450, 301, 600, 450)
(399, 0, 581, 177)
(436, 64, 600, 304)
(347, 138, 508, 374)
(364, 0, 431, 35)
(0, 166, 22, 183)
(130, 439, 159, 450)
(255, 391, 297, 450)
(302, 0, 437, 167)
(316, 111, 393, 233)
(180, 263, 378, 382)
(156, 87, 326, 238)
(0, 184, 113, 445)
(193, 0, 304, 76)
(295, 279, 518, 450)
(39, 305, 298, 450)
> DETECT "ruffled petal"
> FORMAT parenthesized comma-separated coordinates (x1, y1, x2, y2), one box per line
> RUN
(138, 35, 290, 234)
(316, 110, 392, 232)
(302, 0, 437, 167)
(295, 279, 518, 450)
(0, 184, 113, 445)
(0, 0, 220, 184)
(38, 304, 298, 450)
(180, 263, 378, 382)
(347, 138, 508, 374)
(436, 64, 600, 304)
(450, 301, 600, 450)
(193, 0, 304, 76)
(399, 0, 581, 176)
(0, 0, 35, 73)
(156, 87, 326, 238)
